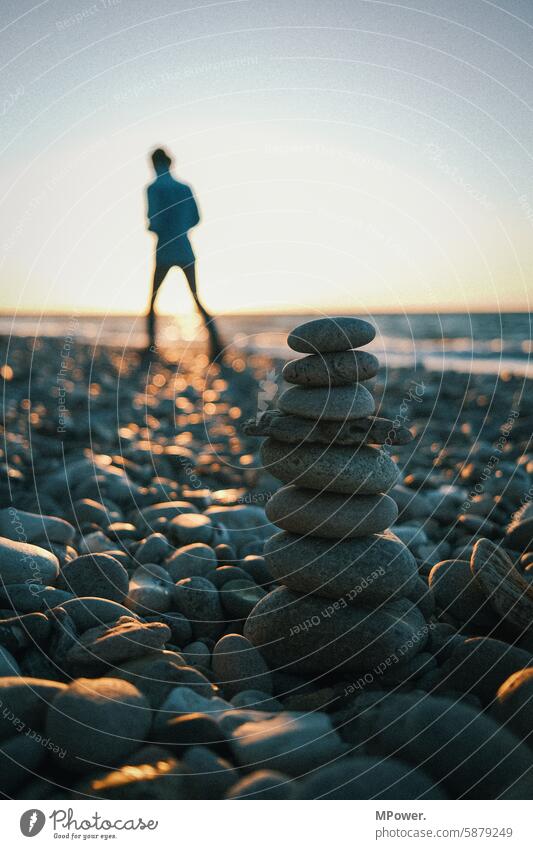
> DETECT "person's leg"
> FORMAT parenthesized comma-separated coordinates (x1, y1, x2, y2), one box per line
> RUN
(182, 263, 223, 360)
(147, 264, 169, 347)
(182, 262, 206, 314)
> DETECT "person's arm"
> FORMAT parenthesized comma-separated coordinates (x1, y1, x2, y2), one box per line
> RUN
(186, 186, 200, 229)
(146, 184, 158, 232)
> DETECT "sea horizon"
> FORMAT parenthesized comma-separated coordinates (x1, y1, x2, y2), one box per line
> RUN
(1, 310, 531, 377)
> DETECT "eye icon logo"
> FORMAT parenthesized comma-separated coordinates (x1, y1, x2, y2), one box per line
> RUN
(20, 810, 46, 837)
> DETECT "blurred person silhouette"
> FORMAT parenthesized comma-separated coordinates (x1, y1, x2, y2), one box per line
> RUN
(146, 147, 222, 360)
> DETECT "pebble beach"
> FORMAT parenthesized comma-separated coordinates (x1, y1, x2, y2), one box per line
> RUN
(1, 318, 533, 801)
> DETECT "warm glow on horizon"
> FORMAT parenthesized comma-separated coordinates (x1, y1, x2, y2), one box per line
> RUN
(1, 1, 532, 318)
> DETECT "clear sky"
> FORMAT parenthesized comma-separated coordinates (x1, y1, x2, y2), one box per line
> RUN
(1, 0, 533, 316)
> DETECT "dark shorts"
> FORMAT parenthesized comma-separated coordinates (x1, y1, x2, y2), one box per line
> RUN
(155, 235, 195, 268)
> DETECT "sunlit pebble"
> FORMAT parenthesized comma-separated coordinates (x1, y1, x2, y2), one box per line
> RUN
(192, 376, 206, 391)
(196, 354, 209, 369)
(175, 397, 194, 413)
(239, 454, 255, 467)
(0, 365, 13, 380)
(175, 431, 193, 445)
(152, 374, 166, 389)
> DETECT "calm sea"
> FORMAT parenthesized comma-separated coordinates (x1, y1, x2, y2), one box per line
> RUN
(0, 312, 531, 377)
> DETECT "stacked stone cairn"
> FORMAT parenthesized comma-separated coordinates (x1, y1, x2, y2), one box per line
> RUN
(244, 316, 430, 686)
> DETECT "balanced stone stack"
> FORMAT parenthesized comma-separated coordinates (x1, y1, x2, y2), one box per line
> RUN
(244, 317, 429, 684)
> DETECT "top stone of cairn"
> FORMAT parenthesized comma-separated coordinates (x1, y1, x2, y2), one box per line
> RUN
(287, 316, 376, 354)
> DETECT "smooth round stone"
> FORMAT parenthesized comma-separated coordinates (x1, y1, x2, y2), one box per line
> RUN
(146, 612, 192, 647)
(220, 579, 267, 619)
(435, 638, 532, 706)
(174, 577, 223, 640)
(492, 668, 533, 745)
(126, 565, 174, 615)
(229, 712, 345, 775)
(0, 733, 47, 795)
(136, 532, 174, 564)
(0, 645, 20, 676)
(181, 640, 211, 668)
(505, 518, 533, 553)
(0, 583, 73, 613)
(226, 770, 296, 800)
(245, 411, 413, 446)
(182, 746, 238, 800)
(0, 676, 67, 742)
(205, 504, 272, 535)
(154, 712, 229, 755)
(242, 555, 272, 586)
(0, 612, 51, 654)
(106, 522, 138, 541)
(357, 692, 533, 799)
(265, 486, 397, 538)
(278, 384, 375, 422)
(261, 439, 399, 495)
(73, 498, 121, 526)
(244, 589, 428, 676)
(77, 531, 115, 555)
(156, 687, 231, 725)
(0, 536, 59, 585)
(288, 316, 376, 353)
(54, 597, 139, 633)
(213, 634, 272, 698)
(210, 565, 253, 588)
(406, 577, 435, 619)
(59, 553, 129, 604)
(0, 508, 75, 545)
(65, 617, 171, 672)
(170, 513, 214, 546)
(283, 350, 379, 386)
(428, 559, 497, 629)
(264, 531, 419, 601)
(45, 677, 151, 773)
(301, 756, 444, 800)
(138, 501, 198, 535)
(74, 754, 184, 800)
(165, 543, 217, 582)
(215, 543, 238, 563)
(110, 655, 214, 709)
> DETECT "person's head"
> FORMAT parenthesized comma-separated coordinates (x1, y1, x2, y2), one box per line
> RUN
(151, 147, 172, 175)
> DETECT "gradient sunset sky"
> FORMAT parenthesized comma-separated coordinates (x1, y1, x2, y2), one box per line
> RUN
(1, 0, 533, 316)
